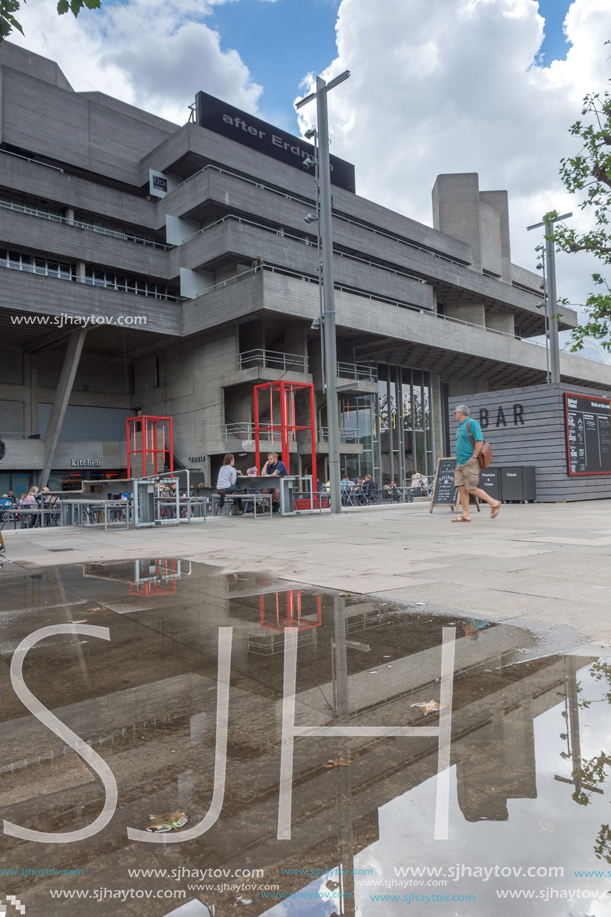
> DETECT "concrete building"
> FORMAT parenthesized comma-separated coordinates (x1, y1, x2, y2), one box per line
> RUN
(1, 41, 610, 498)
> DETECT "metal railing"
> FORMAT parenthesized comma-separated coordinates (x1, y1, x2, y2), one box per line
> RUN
(224, 422, 293, 442)
(239, 349, 309, 373)
(0, 197, 171, 250)
(337, 361, 378, 381)
(319, 427, 361, 444)
(0, 258, 183, 302)
(224, 422, 256, 439)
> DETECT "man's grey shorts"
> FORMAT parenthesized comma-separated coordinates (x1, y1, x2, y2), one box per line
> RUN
(454, 461, 480, 491)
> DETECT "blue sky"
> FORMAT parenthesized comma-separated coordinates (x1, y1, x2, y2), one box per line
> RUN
(210, 0, 574, 133)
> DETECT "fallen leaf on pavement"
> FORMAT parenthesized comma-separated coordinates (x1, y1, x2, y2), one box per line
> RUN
(410, 700, 445, 715)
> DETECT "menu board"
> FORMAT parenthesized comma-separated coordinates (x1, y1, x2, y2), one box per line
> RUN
(430, 457, 458, 511)
(565, 393, 611, 475)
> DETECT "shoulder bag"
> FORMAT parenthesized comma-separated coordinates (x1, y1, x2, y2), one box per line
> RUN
(467, 420, 493, 470)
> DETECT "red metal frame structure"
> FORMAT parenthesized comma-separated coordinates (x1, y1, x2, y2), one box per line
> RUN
(126, 415, 173, 478)
(259, 591, 323, 632)
(253, 381, 317, 482)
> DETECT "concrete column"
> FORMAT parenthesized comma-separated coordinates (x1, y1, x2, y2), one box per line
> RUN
(431, 375, 444, 461)
(446, 303, 486, 327)
(38, 328, 87, 488)
(76, 261, 86, 283)
(64, 207, 75, 226)
(24, 352, 32, 435)
(485, 310, 515, 336)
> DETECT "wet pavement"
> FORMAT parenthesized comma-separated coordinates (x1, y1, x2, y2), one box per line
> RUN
(0, 559, 610, 916)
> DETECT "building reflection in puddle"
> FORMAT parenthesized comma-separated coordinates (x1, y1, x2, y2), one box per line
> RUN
(0, 559, 608, 916)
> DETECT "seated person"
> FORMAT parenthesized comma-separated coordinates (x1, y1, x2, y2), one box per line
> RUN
(242, 466, 261, 514)
(260, 451, 288, 510)
(21, 485, 39, 527)
(216, 454, 245, 511)
(363, 473, 377, 501)
(354, 476, 367, 504)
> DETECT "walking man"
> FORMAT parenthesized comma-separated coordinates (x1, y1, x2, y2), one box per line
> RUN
(452, 404, 500, 522)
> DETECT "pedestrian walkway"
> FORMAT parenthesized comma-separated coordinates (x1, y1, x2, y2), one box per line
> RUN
(2, 499, 610, 644)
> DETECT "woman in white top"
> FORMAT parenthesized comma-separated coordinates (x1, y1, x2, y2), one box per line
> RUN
(410, 470, 423, 489)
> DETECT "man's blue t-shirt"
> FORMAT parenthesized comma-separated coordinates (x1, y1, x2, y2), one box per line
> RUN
(456, 417, 483, 465)
(265, 460, 288, 477)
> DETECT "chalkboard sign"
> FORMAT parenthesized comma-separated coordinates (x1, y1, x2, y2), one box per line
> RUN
(565, 392, 611, 476)
(430, 457, 458, 512)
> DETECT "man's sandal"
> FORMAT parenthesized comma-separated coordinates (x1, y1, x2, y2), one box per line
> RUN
(491, 502, 501, 519)
(451, 517, 471, 522)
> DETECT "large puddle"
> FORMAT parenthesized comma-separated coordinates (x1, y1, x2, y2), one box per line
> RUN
(0, 559, 610, 916)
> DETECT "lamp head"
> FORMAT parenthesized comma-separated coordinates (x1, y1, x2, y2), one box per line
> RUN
(302, 156, 315, 169)
(304, 127, 317, 140)
(304, 213, 319, 224)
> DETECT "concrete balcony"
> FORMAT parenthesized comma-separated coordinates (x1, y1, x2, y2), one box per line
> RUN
(0, 205, 170, 278)
(0, 269, 182, 337)
(172, 219, 435, 312)
(181, 268, 596, 392)
(0, 149, 158, 229)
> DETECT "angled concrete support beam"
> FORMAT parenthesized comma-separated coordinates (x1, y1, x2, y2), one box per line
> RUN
(38, 327, 87, 489)
(24, 325, 75, 354)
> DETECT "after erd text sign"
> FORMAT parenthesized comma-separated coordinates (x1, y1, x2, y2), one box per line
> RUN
(195, 91, 356, 193)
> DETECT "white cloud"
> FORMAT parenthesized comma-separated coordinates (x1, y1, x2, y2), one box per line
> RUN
(297, 0, 611, 318)
(8, 0, 263, 124)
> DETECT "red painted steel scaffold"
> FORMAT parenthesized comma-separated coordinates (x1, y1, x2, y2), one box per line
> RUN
(126, 415, 173, 478)
(259, 591, 323, 632)
(253, 381, 317, 482)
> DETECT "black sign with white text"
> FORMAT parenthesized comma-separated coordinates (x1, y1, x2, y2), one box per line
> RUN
(565, 392, 611, 475)
(430, 457, 458, 511)
(195, 91, 356, 192)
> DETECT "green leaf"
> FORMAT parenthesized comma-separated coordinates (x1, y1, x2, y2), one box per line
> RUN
(0, 0, 25, 43)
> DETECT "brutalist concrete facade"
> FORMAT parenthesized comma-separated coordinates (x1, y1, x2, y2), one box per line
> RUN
(1, 42, 610, 494)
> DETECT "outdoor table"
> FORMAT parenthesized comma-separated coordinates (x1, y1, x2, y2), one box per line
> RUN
(60, 499, 130, 529)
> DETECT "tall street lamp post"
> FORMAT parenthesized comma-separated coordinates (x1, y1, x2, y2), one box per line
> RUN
(527, 212, 572, 385)
(296, 70, 350, 515)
